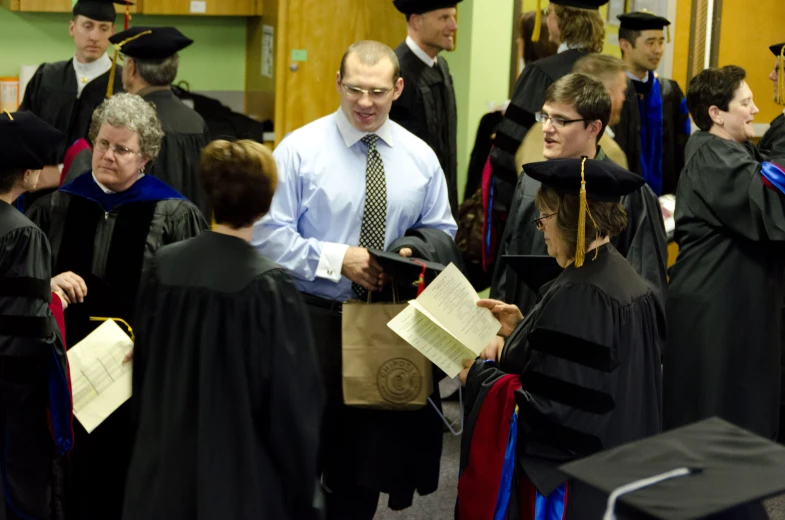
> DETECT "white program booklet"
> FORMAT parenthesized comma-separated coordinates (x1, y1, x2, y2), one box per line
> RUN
(387, 263, 501, 378)
(67, 320, 134, 433)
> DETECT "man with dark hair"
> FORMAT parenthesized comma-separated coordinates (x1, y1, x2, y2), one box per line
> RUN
(108, 26, 211, 217)
(390, 0, 460, 217)
(491, 73, 667, 318)
(18, 0, 126, 195)
(617, 10, 690, 195)
(253, 40, 458, 519)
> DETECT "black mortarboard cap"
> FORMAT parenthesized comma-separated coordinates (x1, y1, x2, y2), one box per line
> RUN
(109, 27, 193, 60)
(72, 0, 133, 23)
(393, 0, 462, 15)
(770, 42, 785, 57)
(560, 417, 785, 520)
(617, 11, 671, 31)
(502, 255, 562, 294)
(0, 111, 65, 170)
(771, 43, 785, 105)
(549, 0, 609, 9)
(523, 158, 644, 203)
(369, 249, 445, 286)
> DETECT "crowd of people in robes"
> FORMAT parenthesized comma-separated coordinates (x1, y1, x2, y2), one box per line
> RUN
(3, 0, 785, 518)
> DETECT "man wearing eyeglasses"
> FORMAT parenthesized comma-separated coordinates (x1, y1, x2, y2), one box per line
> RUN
(490, 72, 667, 317)
(253, 40, 457, 519)
(390, 0, 460, 218)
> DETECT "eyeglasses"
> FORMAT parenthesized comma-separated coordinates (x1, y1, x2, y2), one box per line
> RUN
(95, 138, 141, 159)
(535, 112, 587, 128)
(341, 83, 394, 101)
(533, 212, 556, 230)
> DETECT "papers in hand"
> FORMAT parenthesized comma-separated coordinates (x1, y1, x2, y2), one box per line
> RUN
(66, 320, 133, 433)
(387, 263, 502, 378)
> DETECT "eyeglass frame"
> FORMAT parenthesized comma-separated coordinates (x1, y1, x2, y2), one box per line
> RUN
(533, 212, 556, 230)
(340, 83, 395, 101)
(535, 111, 588, 129)
(94, 138, 143, 159)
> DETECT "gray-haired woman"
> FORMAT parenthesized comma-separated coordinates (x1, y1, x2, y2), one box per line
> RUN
(26, 92, 207, 519)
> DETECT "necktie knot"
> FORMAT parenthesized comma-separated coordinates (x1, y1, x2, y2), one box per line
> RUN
(362, 134, 379, 149)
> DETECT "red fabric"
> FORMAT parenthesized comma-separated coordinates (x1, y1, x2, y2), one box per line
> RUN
(60, 138, 92, 186)
(458, 373, 522, 520)
(481, 154, 495, 271)
(518, 476, 537, 520)
(412, 259, 428, 296)
(763, 175, 778, 191)
(49, 293, 66, 348)
(47, 292, 75, 449)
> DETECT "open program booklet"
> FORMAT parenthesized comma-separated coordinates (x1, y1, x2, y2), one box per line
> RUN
(387, 263, 501, 378)
(67, 320, 134, 433)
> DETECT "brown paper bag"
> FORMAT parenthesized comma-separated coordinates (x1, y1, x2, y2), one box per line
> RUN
(341, 299, 433, 411)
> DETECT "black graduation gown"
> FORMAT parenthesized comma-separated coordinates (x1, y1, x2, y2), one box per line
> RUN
(19, 59, 123, 165)
(122, 232, 324, 520)
(0, 202, 71, 520)
(664, 131, 785, 440)
(319, 228, 460, 511)
(759, 113, 785, 158)
(141, 89, 211, 218)
(464, 244, 664, 518)
(490, 148, 668, 314)
(659, 78, 689, 195)
(611, 78, 643, 177)
(391, 43, 459, 216)
(489, 49, 588, 213)
(26, 172, 207, 520)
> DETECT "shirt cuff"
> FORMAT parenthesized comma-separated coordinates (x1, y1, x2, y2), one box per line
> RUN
(316, 242, 349, 282)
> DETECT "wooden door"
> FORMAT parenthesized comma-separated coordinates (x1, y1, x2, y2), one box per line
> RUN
(141, 0, 258, 16)
(273, 0, 407, 142)
(6, 0, 139, 13)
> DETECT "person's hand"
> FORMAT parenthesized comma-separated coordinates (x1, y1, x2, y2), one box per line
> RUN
(341, 247, 384, 292)
(476, 299, 523, 338)
(480, 335, 505, 363)
(122, 349, 133, 365)
(51, 271, 88, 304)
(398, 247, 413, 258)
(458, 359, 474, 385)
(52, 289, 69, 310)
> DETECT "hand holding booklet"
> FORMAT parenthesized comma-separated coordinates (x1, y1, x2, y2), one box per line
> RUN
(387, 263, 502, 378)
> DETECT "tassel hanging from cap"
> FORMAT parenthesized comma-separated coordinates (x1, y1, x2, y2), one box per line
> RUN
(125, 0, 131, 30)
(105, 29, 153, 98)
(575, 157, 588, 267)
(532, 0, 542, 43)
(778, 46, 785, 106)
(412, 259, 428, 296)
(3, 110, 13, 120)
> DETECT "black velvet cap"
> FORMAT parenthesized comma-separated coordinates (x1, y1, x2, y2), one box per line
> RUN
(0, 111, 65, 170)
(770, 42, 785, 57)
(369, 249, 445, 285)
(72, 0, 133, 22)
(523, 158, 644, 202)
(560, 417, 785, 520)
(549, 0, 609, 9)
(617, 11, 671, 31)
(393, 0, 462, 15)
(109, 27, 193, 60)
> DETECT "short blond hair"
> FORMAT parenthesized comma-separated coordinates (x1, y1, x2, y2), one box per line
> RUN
(553, 4, 606, 54)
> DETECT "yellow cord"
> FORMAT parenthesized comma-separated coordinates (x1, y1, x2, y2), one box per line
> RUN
(105, 29, 153, 98)
(89, 316, 135, 342)
(3, 110, 13, 120)
(532, 0, 542, 43)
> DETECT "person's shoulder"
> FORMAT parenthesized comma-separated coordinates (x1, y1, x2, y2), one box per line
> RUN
(278, 113, 337, 149)
(389, 119, 440, 159)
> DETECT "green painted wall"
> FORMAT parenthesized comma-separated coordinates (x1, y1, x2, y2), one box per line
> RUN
(0, 6, 247, 91)
(444, 0, 514, 204)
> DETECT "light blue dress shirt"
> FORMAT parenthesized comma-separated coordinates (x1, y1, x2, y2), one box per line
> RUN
(252, 109, 457, 302)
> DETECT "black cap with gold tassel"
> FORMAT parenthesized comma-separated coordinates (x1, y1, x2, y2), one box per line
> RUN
(522, 157, 645, 267)
(770, 43, 785, 105)
(104, 29, 153, 98)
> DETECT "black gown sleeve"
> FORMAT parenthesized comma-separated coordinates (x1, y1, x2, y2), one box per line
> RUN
(18, 64, 45, 113)
(612, 80, 643, 176)
(489, 174, 527, 301)
(164, 201, 209, 243)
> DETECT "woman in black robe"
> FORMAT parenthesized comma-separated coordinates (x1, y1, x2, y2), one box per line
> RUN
(0, 112, 72, 520)
(122, 140, 324, 520)
(26, 93, 207, 520)
(459, 158, 664, 519)
(664, 66, 785, 440)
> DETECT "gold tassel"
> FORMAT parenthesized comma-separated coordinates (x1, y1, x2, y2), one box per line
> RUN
(104, 29, 154, 99)
(3, 110, 13, 120)
(89, 316, 135, 341)
(575, 157, 588, 267)
(778, 46, 785, 106)
(532, 0, 542, 43)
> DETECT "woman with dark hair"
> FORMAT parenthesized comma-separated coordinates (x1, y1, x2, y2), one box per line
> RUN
(122, 140, 324, 520)
(664, 65, 785, 440)
(459, 158, 663, 519)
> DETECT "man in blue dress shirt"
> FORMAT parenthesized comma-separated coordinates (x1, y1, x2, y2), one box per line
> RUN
(253, 40, 456, 519)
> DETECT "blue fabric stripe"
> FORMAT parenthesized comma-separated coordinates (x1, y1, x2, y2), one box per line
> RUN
(493, 408, 518, 520)
(533, 482, 567, 520)
(761, 161, 785, 195)
(60, 171, 185, 212)
(679, 97, 691, 135)
(638, 73, 664, 196)
(485, 177, 495, 254)
(48, 344, 73, 454)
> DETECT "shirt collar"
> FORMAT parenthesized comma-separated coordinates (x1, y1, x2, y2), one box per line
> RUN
(557, 42, 581, 53)
(335, 108, 394, 149)
(73, 54, 112, 84)
(406, 36, 438, 67)
(605, 126, 616, 139)
(627, 70, 650, 84)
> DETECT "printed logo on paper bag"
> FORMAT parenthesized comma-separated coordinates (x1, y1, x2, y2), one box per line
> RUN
(377, 358, 422, 404)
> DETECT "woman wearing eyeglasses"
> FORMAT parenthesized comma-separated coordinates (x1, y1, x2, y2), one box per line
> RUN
(25, 92, 207, 520)
(458, 158, 664, 519)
